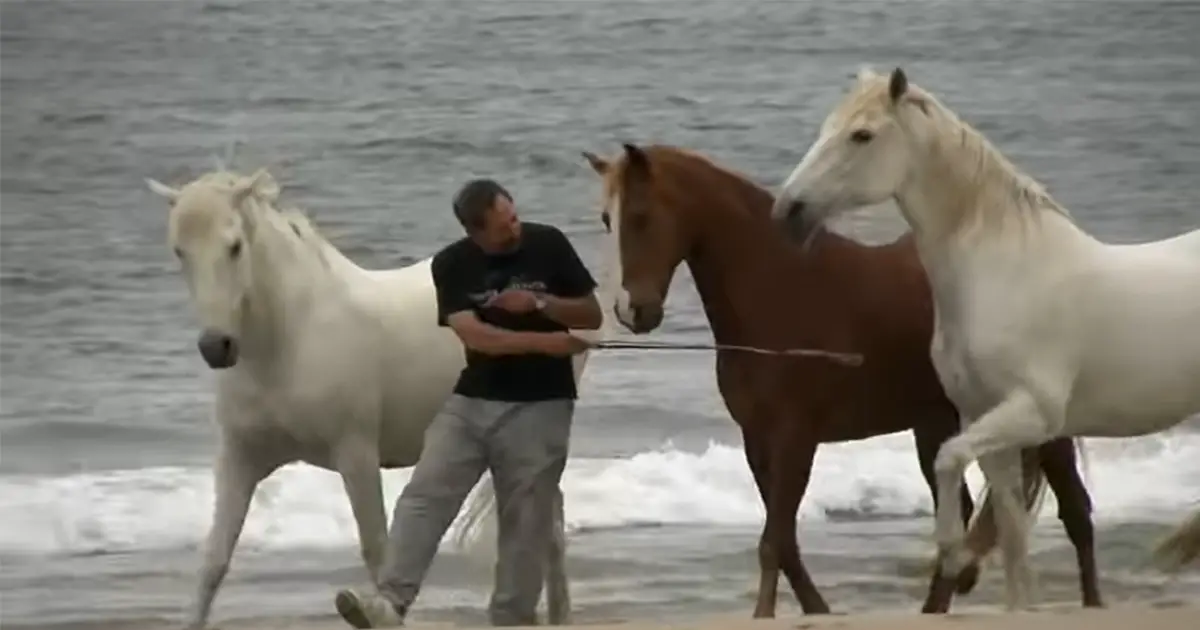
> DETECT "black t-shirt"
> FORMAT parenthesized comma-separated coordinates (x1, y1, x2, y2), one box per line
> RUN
(431, 221, 598, 402)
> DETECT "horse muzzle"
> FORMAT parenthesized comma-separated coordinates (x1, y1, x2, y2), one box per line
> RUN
(772, 196, 821, 247)
(616, 300, 664, 335)
(197, 329, 239, 369)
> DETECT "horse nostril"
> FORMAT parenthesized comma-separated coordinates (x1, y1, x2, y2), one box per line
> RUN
(197, 330, 238, 368)
(789, 199, 807, 219)
(630, 305, 645, 326)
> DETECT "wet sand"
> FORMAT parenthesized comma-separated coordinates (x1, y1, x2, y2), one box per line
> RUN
(15, 598, 1197, 630)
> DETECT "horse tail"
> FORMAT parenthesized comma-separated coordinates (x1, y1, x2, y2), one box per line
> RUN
(450, 474, 498, 553)
(1075, 437, 1092, 487)
(1153, 507, 1200, 572)
(955, 449, 1050, 584)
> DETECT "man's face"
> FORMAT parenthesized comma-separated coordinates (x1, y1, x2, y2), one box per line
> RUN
(477, 194, 522, 251)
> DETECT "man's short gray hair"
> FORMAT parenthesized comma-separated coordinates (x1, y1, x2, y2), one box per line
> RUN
(452, 179, 512, 231)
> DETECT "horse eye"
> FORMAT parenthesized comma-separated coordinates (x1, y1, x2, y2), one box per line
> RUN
(601, 212, 611, 233)
(229, 240, 243, 259)
(173, 247, 183, 259)
(850, 129, 874, 144)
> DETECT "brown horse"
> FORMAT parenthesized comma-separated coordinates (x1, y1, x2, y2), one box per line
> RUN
(581, 143, 1101, 616)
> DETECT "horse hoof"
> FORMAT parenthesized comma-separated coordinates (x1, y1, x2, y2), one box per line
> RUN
(800, 600, 833, 615)
(954, 563, 981, 595)
(936, 544, 973, 577)
(921, 574, 957, 614)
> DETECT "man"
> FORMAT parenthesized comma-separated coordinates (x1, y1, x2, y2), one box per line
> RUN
(334, 179, 601, 628)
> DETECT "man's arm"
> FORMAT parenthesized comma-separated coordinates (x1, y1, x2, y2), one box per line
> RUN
(433, 250, 572, 356)
(539, 293, 602, 330)
(541, 228, 603, 330)
(446, 311, 559, 356)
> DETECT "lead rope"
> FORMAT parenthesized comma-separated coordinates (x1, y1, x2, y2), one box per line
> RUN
(590, 339, 863, 367)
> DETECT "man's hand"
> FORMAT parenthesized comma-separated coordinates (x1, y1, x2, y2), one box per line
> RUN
(540, 332, 593, 356)
(534, 292, 603, 330)
(485, 289, 541, 314)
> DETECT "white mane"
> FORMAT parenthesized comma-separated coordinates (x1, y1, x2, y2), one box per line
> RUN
(191, 168, 334, 273)
(279, 206, 334, 269)
(876, 72, 1073, 238)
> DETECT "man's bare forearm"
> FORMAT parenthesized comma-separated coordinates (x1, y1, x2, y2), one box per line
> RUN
(468, 324, 556, 356)
(451, 314, 557, 356)
(540, 293, 603, 330)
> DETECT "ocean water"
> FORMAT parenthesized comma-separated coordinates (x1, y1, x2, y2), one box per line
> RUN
(1, 0, 1198, 628)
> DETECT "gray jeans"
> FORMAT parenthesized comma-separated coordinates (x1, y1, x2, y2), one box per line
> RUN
(376, 394, 573, 626)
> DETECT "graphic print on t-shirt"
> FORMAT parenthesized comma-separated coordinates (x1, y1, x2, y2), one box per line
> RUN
(466, 271, 549, 308)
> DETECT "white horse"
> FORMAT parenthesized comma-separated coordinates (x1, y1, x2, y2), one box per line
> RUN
(769, 67, 1200, 610)
(146, 166, 592, 628)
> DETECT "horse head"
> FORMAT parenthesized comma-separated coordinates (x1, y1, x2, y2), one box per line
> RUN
(772, 67, 934, 243)
(583, 143, 698, 334)
(146, 168, 281, 369)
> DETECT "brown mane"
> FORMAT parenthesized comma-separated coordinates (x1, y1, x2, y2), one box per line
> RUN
(600, 144, 773, 224)
(585, 143, 1100, 617)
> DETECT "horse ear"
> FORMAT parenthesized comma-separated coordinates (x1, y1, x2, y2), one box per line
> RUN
(232, 168, 280, 206)
(581, 151, 608, 174)
(145, 178, 180, 204)
(855, 66, 879, 83)
(621, 143, 649, 174)
(888, 67, 909, 103)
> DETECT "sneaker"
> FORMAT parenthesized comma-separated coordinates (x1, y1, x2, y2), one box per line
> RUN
(334, 588, 405, 628)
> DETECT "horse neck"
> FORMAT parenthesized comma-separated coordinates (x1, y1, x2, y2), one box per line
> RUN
(240, 212, 338, 361)
(676, 176, 822, 344)
(895, 105, 1085, 263)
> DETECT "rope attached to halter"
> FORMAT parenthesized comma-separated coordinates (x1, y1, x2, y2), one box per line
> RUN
(592, 339, 863, 367)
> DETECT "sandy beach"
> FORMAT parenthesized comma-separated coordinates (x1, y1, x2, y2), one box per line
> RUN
(11, 599, 1197, 630)
(4, 2, 1200, 630)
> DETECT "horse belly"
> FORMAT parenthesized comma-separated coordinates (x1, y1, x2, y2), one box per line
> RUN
(355, 265, 469, 467)
(1068, 336, 1200, 437)
(1067, 354, 1200, 437)
(1066, 269, 1200, 437)
(375, 331, 465, 468)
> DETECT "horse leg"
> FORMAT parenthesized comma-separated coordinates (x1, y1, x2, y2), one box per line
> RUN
(186, 436, 280, 630)
(977, 449, 1036, 611)
(742, 432, 778, 619)
(913, 425, 977, 613)
(544, 485, 571, 625)
(766, 437, 829, 615)
(934, 389, 1060, 584)
(1038, 438, 1102, 608)
(335, 437, 388, 584)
